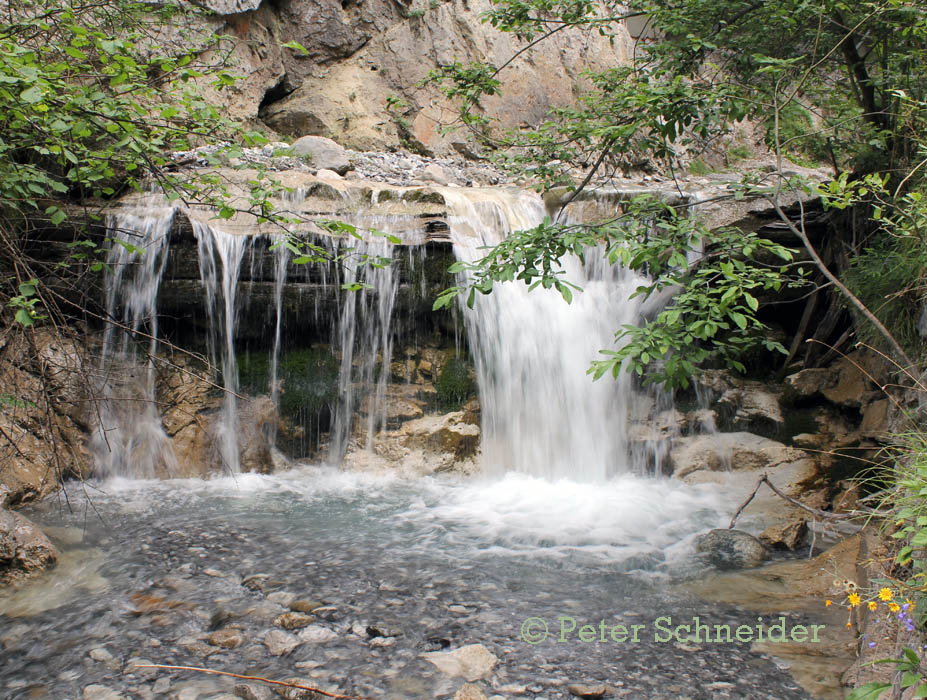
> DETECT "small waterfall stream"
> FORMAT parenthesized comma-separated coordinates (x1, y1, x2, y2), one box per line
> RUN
(0, 181, 840, 700)
(443, 188, 664, 480)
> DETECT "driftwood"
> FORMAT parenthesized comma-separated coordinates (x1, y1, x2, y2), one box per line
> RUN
(728, 473, 854, 530)
(132, 664, 372, 700)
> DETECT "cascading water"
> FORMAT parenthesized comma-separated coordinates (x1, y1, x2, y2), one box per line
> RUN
(328, 234, 400, 461)
(193, 221, 252, 474)
(442, 188, 663, 481)
(91, 196, 178, 479)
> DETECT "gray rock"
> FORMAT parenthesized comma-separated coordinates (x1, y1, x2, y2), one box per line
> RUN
(422, 163, 452, 185)
(0, 508, 58, 585)
(264, 629, 301, 656)
(695, 529, 769, 569)
(422, 643, 499, 681)
(298, 624, 338, 644)
(82, 685, 125, 700)
(291, 136, 351, 175)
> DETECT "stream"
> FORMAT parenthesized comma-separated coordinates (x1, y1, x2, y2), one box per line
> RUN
(1, 466, 828, 700)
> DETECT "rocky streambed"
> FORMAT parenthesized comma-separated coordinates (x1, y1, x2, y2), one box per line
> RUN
(0, 467, 840, 700)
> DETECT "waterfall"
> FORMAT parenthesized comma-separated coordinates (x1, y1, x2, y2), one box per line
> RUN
(327, 230, 401, 462)
(193, 222, 253, 474)
(91, 197, 179, 479)
(91, 181, 676, 483)
(442, 188, 660, 481)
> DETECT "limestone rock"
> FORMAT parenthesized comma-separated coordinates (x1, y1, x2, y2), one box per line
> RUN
(208, 628, 244, 649)
(264, 629, 301, 656)
(669, 432, 806, 478)
(291, 136, 351, 175)
(422, 643, 499, 682)
(695, 529, 769, 569)
(454, 684, 489, 700)
(298, 624, 339, 644)
(422, 163, 452, 185)
(199, 0, 263, 12)
(260, 0, 635, 154)
(401, 412, 480, 459)
(82, 686, 125, 700)
(860, 399, 890, 439)
(567, 685, 608, 699)
(0, 508, 58, 585)
(785, 351, 890, 407)
(759, 519, 808, 551)
(274, 612, 315, 630)
(717, 385, 783, 431)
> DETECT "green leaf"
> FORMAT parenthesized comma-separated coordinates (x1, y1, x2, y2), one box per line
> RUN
(20, 85, 43, 103)
(14, 309, 34, 327)
(845, 682, 891, 700)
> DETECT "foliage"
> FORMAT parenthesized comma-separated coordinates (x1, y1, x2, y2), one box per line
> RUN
(436, 191, 804, 388)
(435, 356, 476, 410)
(426, 0, 927, 384)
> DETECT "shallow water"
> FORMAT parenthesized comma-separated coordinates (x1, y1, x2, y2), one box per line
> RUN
(1, 467, 830, 699)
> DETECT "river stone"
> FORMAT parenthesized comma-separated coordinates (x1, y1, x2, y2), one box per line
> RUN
(289, 599, 323, 613)
(454, 683, 489, 700)
(298, 624, 338, 643)
(264, 629, 301, 656)
(208, 628, 244, 649)
(0, 507, 58, 585)
(422, 643, 499, 681)
(759, 519, 808, 551)
(567, 685, 608, 699)
(235, 684, 272, 700)
(82, 685, 125, 700)
(274, 612, 315, 630)
(695, 529, 769, 569)
(290, 136, 351, 175)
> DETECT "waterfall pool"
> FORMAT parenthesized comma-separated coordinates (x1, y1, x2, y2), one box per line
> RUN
(0, 466, 835, 699)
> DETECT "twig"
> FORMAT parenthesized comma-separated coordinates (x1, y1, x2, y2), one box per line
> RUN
(131, 664, 373, 700)
(728, 473, 854, 529)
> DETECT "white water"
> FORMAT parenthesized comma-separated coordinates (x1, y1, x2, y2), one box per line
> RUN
(193, 222, 252, 474)
(91, 197, 178, 479)
(443, 188, 661, 481)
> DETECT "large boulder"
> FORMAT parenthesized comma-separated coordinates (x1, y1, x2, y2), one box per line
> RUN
(694, 529, 768, 569)
(0, 508, 58, 585)
(290, 136, 352, 175)
(785, 351, 891, 408)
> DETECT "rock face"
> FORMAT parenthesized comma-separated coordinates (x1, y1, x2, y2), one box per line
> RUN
(0, 508, 58, 585)
(171, 0, 634, 155)
(0, 331, 89, 506)
(669, 432, 807, 478)
(695, 529, 769, 570)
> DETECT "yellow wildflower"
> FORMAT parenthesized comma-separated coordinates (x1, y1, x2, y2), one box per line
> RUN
(868, 601, 878, 611)
(848, 593, 861, 607)
(825, 599, 833, 607)
(846, 621, 852, 628)
(889, 602, 901, 613)
(879, 588, 894, 602)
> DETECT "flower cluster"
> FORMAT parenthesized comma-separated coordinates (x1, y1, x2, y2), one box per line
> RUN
(826, 581, 918, 645)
